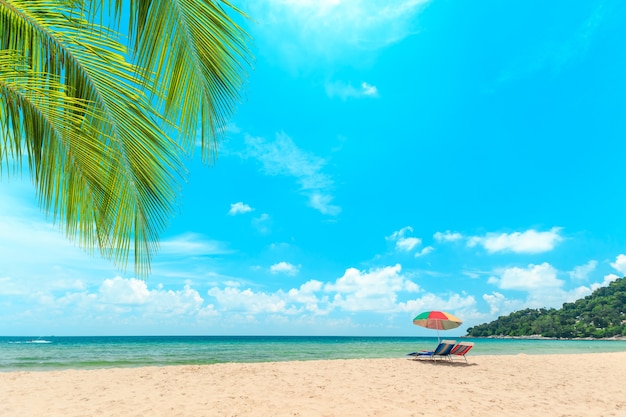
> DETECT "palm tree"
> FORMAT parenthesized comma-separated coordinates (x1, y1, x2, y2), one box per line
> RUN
(0, 0, 250, 275)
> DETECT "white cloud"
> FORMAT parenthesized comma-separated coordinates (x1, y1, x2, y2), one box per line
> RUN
(397, 237, 421, 252)
(31, 277, 212, 321)
(483, 270, 622, 317)
(244, 0, 430, 67)
(309, 192, 341, 216)
(252, 213, 271, 234)
(325, 81, 379, 100)
(201, 264, 430, 318)
(399, 292, 476, 315)
(414, 246, 434, 257)
(468, 228, 563, 254)
(540, 274, 621, 309)
(433, 231, 463, 242)
(99, 277, 151, 305)
(489, 262, 563, 291)
(361, 82, 378, 96)
(206, 280, 330, 317)
(228, 202, 254, 215)
(244, 133, 340, 216)
(483, 292, 504, 315)
(159, 233, 230, 256)
(206, 264, 476, 319)
(288, 280, 328, 314)
(481, 292, 527, 316)
(324, 264, 418, 312)
(270, 262, 300, 276)
(245, 133, 330, 187)
(95, 278, 207, 316)
(591, 274, 620, 291)
(569, 260, 598, 281)
(610, 254, 626, 275)
(387, 226, 427, 254)
(207, 286, 296, 314)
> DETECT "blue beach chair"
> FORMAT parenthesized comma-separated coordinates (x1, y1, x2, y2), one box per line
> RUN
(408, 340, 456, 361)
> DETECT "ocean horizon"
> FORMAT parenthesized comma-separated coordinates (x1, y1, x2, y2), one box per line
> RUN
(2, 335, 626, 372)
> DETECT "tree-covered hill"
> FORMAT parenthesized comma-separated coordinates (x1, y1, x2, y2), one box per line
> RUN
(466, 277, 626, 338)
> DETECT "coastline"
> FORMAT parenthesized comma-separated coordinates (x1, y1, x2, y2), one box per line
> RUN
(2, 352, 626, 417)
(469, 334, 626, 340)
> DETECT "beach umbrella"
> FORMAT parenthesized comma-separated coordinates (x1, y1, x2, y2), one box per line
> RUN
(412, 311, 462, 343)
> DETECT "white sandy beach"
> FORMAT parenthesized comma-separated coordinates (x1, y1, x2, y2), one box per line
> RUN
(2, 352, 625, 417)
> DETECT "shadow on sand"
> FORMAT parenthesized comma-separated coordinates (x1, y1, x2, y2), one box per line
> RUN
(407, 358, 478, 367)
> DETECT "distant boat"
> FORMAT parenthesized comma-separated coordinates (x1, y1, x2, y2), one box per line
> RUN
(26, 339, 52, 344)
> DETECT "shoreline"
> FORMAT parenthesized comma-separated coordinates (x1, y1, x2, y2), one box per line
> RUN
(2, 352, 626, 416)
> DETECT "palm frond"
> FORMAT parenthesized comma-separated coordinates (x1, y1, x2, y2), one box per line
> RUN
(87, 0, 252, 160)
(1, 1, 187, 275)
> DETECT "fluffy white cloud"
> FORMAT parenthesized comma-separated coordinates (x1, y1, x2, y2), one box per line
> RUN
(414, 246, 434, 257)
(228, 202, 254, 215)
(591, 274, 620, 291)
(326, 264, 402, 294)
(200, 264, 476, 322)
(397, 237, 421, 252)
(569, 260, 598, 281)
(468, 228, 563, 254)
(324, 264, 418, 312)
(95, 278, 207, 316)
(399, 292, 476, 314)
(387, 226, 430, 256)
(205, 264, 426, 316)
(270, 262, 300, 276)
(433, 231, 463, 242)
(610, 254, 626, 275)
(99, 277, 151, 305)
(288, 280, 328, 314)
(25, 277, 212, 322)
(482, 292, 525, 315)
(483, 270, 622, 318)
(489, 262, 563, 290)
(325, 81, 379, 100)
(207, 286, 295, 314)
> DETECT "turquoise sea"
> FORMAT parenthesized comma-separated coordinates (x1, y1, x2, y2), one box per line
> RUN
(2, 336, 625, 372)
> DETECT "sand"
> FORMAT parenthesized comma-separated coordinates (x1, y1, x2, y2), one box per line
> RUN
(1, 352, 625, 417)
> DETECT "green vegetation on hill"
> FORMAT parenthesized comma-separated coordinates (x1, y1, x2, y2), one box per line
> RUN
(466, 277, 626, 338)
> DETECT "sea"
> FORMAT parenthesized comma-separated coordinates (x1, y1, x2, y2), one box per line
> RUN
(2, 335, 625, 372)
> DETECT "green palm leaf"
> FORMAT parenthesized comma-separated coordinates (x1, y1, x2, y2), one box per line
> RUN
(0, 0, 250, 275)
(85, 0, 251, 158)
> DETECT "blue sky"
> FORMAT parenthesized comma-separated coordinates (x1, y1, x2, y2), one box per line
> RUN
(2, 0, 626, 336)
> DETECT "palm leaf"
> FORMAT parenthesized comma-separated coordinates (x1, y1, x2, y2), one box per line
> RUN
(1, 1, 191, 275)
(87, 0, 252, 160)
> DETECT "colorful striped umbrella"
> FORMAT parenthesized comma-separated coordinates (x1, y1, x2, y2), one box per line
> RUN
(413, 311, 462, 342)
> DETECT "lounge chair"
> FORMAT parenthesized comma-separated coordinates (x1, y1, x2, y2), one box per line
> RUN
(409, 339, 456, 361)
(449, 341, 474, 363)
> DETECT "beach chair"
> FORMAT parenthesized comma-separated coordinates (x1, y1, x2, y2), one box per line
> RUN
(409, 340, 456, 361)
(449, 341, 474, 363)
